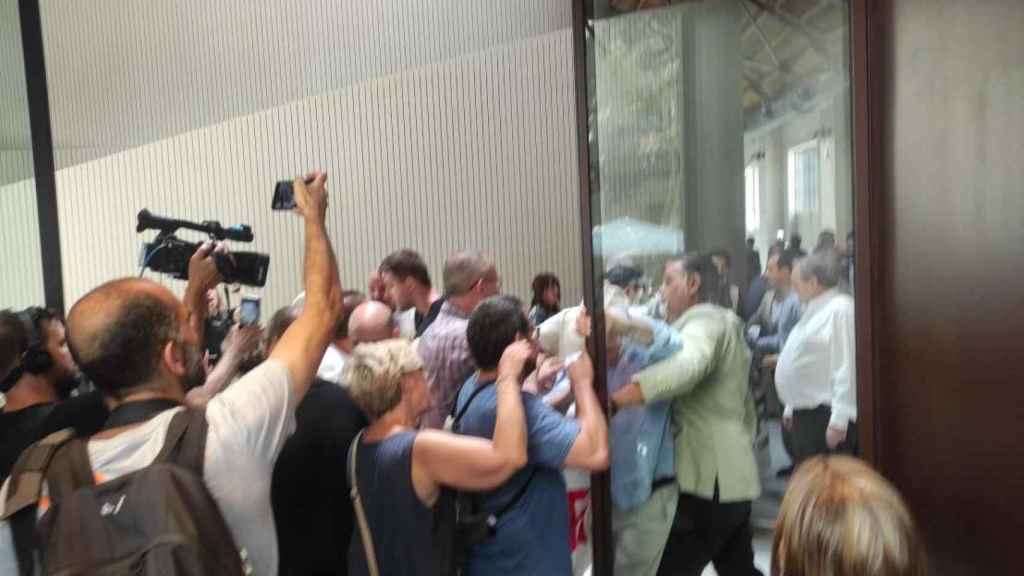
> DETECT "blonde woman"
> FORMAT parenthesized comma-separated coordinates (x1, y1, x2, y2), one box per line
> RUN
(773, 456, 927, 576)
(345, 338, 530, 576)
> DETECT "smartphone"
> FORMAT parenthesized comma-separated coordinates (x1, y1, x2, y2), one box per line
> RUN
(272, 177, 316, 211)
(272, 181, 297, 211)
(239, 295, 261, 326)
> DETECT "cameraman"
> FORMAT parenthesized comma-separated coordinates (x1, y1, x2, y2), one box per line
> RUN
(0, 172, 342, 576)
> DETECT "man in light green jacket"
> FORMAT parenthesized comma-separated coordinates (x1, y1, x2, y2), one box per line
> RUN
(612, 253, 762, 576)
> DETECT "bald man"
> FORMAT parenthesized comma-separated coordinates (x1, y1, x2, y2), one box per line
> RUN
(0, 173, 342, 576)
(349, 300, 401, 344)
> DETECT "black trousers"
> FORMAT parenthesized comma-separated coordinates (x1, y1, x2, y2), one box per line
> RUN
(656, 484, 763, 576)
(791, 404, 858, 467)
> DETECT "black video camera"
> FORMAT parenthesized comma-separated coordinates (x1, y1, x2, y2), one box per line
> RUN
(137, 209, 270, 287)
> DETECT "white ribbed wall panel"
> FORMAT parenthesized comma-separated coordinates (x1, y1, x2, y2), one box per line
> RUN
(55, 31, 582, 316)
(0, 176, 45, 308)
(38, 0, 572, 170)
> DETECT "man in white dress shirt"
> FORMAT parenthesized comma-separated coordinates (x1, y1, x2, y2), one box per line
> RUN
(775, 249, 857, 466)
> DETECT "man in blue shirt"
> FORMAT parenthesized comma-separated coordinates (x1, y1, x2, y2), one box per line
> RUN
(601, 310, 682, 576)
(455, 296, 608, 575)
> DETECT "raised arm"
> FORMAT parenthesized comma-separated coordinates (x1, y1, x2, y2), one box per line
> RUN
(185, 324, 261, 407)
(562, 350, 609, 471)
(414, 341, 531, 492)
(268, 173, 344, 401)
(612, 316, 720, 410)
(183, 242, 222, 350)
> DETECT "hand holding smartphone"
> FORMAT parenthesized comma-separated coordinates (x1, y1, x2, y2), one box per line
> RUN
(272, 176, 317, 211)
(239, 295, 261, 326)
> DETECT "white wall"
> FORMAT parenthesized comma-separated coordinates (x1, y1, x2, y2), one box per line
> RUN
(53, 30, 583, 315)
(745, 91, 854, 256)
(0, 173, 45, 309)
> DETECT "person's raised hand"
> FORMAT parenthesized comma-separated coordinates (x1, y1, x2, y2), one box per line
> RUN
(188, 241, 223, 295)
(293, 172, 328, 223)
(536, 356, 564, 392)
(568, 349, 594, 388)
(498, 340, 535, 383)
(575, 308, 592, 339)
(222, 323, 263, 360)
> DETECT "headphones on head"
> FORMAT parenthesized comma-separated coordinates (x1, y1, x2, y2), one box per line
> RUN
(16, 307, 55, 375)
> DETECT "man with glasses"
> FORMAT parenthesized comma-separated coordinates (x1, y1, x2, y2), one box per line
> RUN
(416, 250, 500, 429)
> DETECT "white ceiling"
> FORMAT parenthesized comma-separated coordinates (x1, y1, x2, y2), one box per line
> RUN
(0, 0, 571, 186)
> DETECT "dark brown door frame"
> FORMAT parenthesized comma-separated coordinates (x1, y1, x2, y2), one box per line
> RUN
(571, 1, 615, 576)
(850, 0, 883, 467)
(571, 1, 883, 575)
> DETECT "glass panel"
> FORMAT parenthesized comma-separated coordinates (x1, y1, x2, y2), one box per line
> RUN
(583, 1, 855, 573)
(0, 1, 44, 309)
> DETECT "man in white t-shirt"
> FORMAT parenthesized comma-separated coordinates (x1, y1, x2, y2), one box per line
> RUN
(0, 172, 343, 576)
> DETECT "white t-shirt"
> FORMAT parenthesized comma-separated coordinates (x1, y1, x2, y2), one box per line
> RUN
(0, 360, 296, 576)
(317, 344, 349, 385)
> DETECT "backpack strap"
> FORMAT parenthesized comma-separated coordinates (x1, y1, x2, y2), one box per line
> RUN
(348, 431, 380, 576)
(155, 409, 208, 475)
(3, 428, 76, 576)
(45, 439, 96, 501)
(3, 428, 76, 520)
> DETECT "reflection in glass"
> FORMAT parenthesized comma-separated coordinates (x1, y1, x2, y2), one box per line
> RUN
(582, 1, 854, 574)
(0, 0, 44, 308)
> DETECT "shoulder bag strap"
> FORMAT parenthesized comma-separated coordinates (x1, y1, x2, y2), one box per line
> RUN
(451, 379, 495, 429)
(45, 439, 95, 501)
(4, 428, 76, 576)
(348, 430, 380, 576)
(155, 409, 207, 475)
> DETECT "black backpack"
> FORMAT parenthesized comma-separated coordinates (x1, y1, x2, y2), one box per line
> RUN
(2, 408, 247, 576)
(434, 379, 536, 576)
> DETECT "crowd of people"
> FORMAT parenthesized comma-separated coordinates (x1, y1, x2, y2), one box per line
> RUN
(0, 174, 925, 576)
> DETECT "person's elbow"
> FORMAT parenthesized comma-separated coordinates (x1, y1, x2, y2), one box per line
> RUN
(476, 449, 528, 488)
(565, 434, 609, 472)
(586, 444, 610, 472)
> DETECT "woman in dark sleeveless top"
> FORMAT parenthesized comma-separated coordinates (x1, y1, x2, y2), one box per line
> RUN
(344, 338, 531, 576)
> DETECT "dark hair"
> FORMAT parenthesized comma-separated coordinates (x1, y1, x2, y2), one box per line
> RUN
(678, 253, 725, 306)
(0, 307, 60, 382)
(530, 273, 561, 309)
(767, 241, 785, 259)
(789, 233, 803, 250)
(606, 265, 643, 289)
(709, 249, 732, 269)
(379, 249, 432, 288)
(467, 296, 530, 371)
(265, 306, 301, 351)
(777, 248, 799, 272)
(0, 311, 27, 390)
(335, 290, 367, 341)
(70, 294, 180, 397)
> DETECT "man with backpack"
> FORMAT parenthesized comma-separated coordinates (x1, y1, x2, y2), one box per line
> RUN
(0, 172, 342, 576)
(454, 296, 609, 575)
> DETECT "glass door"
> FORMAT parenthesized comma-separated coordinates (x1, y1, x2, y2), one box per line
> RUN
(574, 1, 856, 574)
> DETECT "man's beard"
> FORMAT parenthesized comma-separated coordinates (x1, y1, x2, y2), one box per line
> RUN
(53, 372, 79, 400)
(182, 342, 207, 392)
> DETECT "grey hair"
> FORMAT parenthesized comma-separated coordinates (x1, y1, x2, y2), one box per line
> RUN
(796, 249, 841, 288)
(442, 250, 492, 296)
